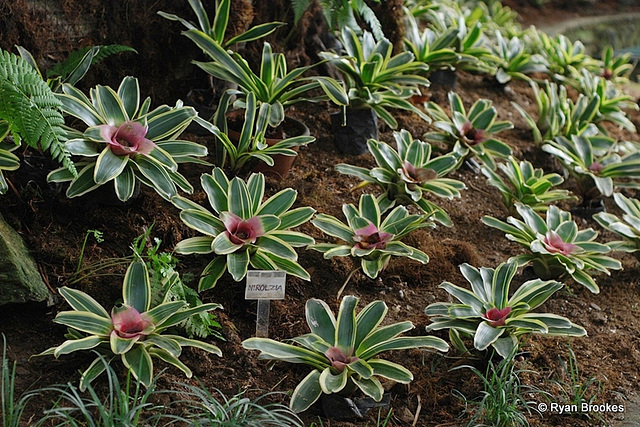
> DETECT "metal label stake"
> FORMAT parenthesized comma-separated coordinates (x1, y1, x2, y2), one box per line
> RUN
(245, 270, 286, 338)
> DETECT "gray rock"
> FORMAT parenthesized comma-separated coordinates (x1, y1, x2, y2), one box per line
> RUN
(0, 213, 50, 305)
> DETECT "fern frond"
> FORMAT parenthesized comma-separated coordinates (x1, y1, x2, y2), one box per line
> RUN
(291, 0, 313, 24)
(0, 49, 76, 176)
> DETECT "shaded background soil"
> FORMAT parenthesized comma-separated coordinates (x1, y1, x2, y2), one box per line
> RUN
(2, 1, 640, 426)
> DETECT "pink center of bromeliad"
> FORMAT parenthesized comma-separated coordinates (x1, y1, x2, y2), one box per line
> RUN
(482, 307, 512, 327)
(352, 223, 394, 250)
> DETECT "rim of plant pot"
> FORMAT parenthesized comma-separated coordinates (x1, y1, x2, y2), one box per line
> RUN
(226, 109, 310, 180)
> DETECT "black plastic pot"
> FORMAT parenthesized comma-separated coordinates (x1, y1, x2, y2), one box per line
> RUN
(571, 198, 605, 219)
(330, 108, 379, 155)
(428, 69, 457, 90)
(321, 392, 391, 420)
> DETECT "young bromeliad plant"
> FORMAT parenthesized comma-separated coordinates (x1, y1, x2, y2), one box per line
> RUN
(531, 31, 600, 83)
(319, 26, 431, 130)
(511, 80, 600, 146)
(311, 193, 431, 293)
(243, 295, 449, 413)
(489, 30, 548, 85)
(195, 92, 315, 174)
(598, 46, 634, 86)
(542, 134, 640, 198)
(39, 259, 222, 390)
(402, 12, 460, 74)
(424, 91, 513, 170)
(172, 168, 315, 290)
(159, 0, 283, 51)
(482, 203, 622, 294)
(593, 193, 640, 259)
(47, 76, 208, 201)
(425, 261, 586, 358)
(335, 129, 466, 226)
(570, 68, 637, 134)
(481, 156, 575, 215)
(184, 28, 347, 129)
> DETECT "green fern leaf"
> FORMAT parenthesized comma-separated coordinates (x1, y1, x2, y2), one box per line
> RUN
(0, 49, 76, 176)
(291, 0, 312, 24)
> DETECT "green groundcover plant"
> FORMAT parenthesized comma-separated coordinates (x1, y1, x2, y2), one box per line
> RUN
(425, 262, 586, 358)
(243, 295, 449, 413)
(39, 259, 222, 389)
(47, 76, 207, 201)
(0, 48, 74, 181)
(482, 204, 621, 293)
(173, 168, 315, 290)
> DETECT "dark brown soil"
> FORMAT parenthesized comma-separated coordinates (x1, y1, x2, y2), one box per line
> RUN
(3, 1, 640, 426)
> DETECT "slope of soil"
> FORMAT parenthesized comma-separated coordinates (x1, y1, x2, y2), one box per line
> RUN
(3, 2, 640, 426)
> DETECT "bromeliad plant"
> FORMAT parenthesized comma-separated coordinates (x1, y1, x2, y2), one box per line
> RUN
(172, 168, 315, 290)
(243, 295, 449, 413)
(39, 259, 222, 390)
(335, 129, 465, 226)
(594, 193, 640, 258)
(311, 194, 431, 289)
(47, 76, 207, 201)
(184, 29, 347, 129)
(512, 80, 600, 145)
(482, 156, 575, 215)
(159, 0, 283, 51)
(490, 30, 547, 85)
(195, 92, 315, 174)
(425, 261, 586, 358)
(482, 203, 622, 294)
(319, 27, 431, 129)
(403, 12, 460, 73)
(570, 68, 637, 134)
(542, 134, 640, 198)
(598, 46, 634, 85)
(531, 32, 599, 82)
(425, 91, 513, 170)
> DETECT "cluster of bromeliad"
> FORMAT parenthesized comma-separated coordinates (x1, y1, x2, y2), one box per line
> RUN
(2, 0, 640, 420)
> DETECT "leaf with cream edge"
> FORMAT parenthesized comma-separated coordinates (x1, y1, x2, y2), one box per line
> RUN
(173, 167, 315, 290)
(243, 295, 448, 413)
(38, 259, 222, 390)
(425, 261, 586, 358)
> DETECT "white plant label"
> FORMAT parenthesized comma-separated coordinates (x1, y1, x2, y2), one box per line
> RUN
(245, 270, 286, 300)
